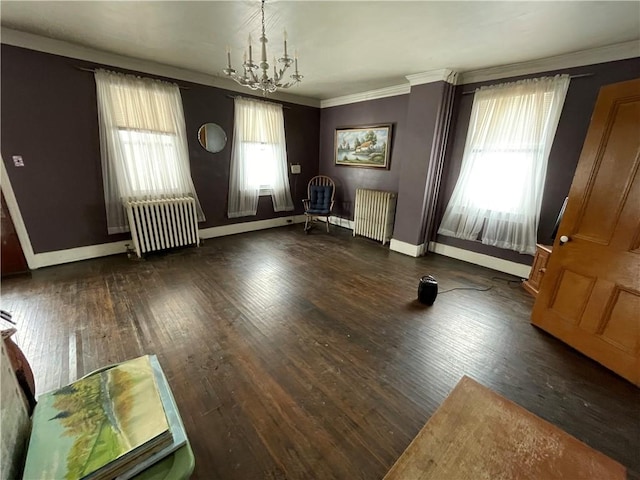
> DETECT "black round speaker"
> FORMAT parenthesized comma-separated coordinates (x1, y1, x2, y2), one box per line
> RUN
(418, 275, 438, 306)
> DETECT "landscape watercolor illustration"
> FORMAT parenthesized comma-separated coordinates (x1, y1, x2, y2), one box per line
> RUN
(23, 356, 170, 480)
(335, 125, 392, 169)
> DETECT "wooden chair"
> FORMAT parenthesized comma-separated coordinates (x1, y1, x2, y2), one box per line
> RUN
(303, 176, 335, 233)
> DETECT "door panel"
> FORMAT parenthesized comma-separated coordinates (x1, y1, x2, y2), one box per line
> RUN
(532, 78, 640, 385)
(575, 102, 640, 244)
(548, 269, 595, 324)
(598, 288, 639, 354)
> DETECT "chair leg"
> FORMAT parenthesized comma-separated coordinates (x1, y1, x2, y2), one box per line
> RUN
(304, 216, 310, 233)
(326, 216, 330, 233)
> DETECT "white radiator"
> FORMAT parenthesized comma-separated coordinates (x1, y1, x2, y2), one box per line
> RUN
(125, 197, 199, 258)
(353, 189, 397, 245)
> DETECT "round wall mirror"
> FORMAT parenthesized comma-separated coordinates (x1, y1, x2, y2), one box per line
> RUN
(198, 123, 227, 153)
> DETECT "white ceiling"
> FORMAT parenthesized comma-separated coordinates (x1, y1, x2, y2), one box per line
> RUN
(1, 1, 639, 100)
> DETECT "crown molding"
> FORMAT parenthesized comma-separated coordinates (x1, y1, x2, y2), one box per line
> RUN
(320, 84, 410, 109)
(460, 40, 640, 85)
(406, 68, 459, 86)
(320, 69, 459, 108)
(4, 28, 636, 109)
(321, 40, 638, 108)
(0, 28, 321, 108)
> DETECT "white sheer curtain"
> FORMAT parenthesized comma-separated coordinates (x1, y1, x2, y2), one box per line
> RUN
(438, 75, 570, 255)
(95, 69, 204, 234)
(228, 97, 294, 218)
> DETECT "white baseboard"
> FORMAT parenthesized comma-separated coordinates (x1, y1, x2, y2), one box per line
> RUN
(28, 215, 306, 269)
(4, 208, 532, 278)
(428, 242, 532, 278)
(31, 241, 132, 269)
(389, 239, 426, 257)
(328, 215, 354, 230)
(199, 215, 305, 239)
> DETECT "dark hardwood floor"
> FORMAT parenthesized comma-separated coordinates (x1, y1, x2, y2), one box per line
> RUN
(2, 225, 638, 479)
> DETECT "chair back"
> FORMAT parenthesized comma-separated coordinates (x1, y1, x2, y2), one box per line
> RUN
(307, 176, 335, 211)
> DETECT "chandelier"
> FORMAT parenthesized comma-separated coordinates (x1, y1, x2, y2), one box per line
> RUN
(223, 0, 303, 95)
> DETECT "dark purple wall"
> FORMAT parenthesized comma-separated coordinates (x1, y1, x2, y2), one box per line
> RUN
(436, 57, 640, 265)
(393, 81, 448, 245)
(1, 45, 320, 254)
(319, 95, 408, 219)
(180, 80, 320, 227)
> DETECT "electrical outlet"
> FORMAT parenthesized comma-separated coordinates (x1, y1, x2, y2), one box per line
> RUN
(290, 164, 301, 174)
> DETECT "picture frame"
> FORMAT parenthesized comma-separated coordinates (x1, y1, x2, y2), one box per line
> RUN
(334, 124, 392, 169)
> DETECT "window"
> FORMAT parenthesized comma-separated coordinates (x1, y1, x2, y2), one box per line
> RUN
(243, 142, 278, 191)
(117, 130, 182, 193)
(228, 97, 294, 218)
(94, 69, 203, 234)
(438, 75, 570, 255)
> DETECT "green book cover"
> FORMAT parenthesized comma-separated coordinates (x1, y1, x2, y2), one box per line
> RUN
(23, 355, 171, 480)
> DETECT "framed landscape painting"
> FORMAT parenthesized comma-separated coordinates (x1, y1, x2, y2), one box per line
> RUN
(335, 124, 392, 169)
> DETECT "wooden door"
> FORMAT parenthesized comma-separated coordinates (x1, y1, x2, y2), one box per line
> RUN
(531, 78, 640, 386)
(1, 191, 29, 277)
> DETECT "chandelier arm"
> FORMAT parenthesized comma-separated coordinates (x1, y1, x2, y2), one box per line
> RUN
(248, 69, 260, 84)
(277, 64, 290, 80)
(278, 80, 297, 88)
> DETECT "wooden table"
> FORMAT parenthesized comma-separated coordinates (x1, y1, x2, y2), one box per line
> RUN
(384, 376, 626, 480)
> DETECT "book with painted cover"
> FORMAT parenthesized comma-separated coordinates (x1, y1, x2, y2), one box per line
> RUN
(115, 356, 188, 480)
(22, 355, 184, 480)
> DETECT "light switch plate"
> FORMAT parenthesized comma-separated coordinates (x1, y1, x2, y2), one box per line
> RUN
(290, 164, 301, 174)
(12, 155, 24, 167)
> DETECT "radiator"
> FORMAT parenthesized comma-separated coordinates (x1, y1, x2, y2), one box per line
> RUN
(353, 189, 397, 245)
(125, 197, 199, 258)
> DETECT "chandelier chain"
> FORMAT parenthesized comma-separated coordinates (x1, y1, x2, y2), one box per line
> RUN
(261, 0, 266, 39)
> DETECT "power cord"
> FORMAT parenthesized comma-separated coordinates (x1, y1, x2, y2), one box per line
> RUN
(438, 276, 523, 295)
(439, 286, 493, 294)
(491, 276, 525, 288)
